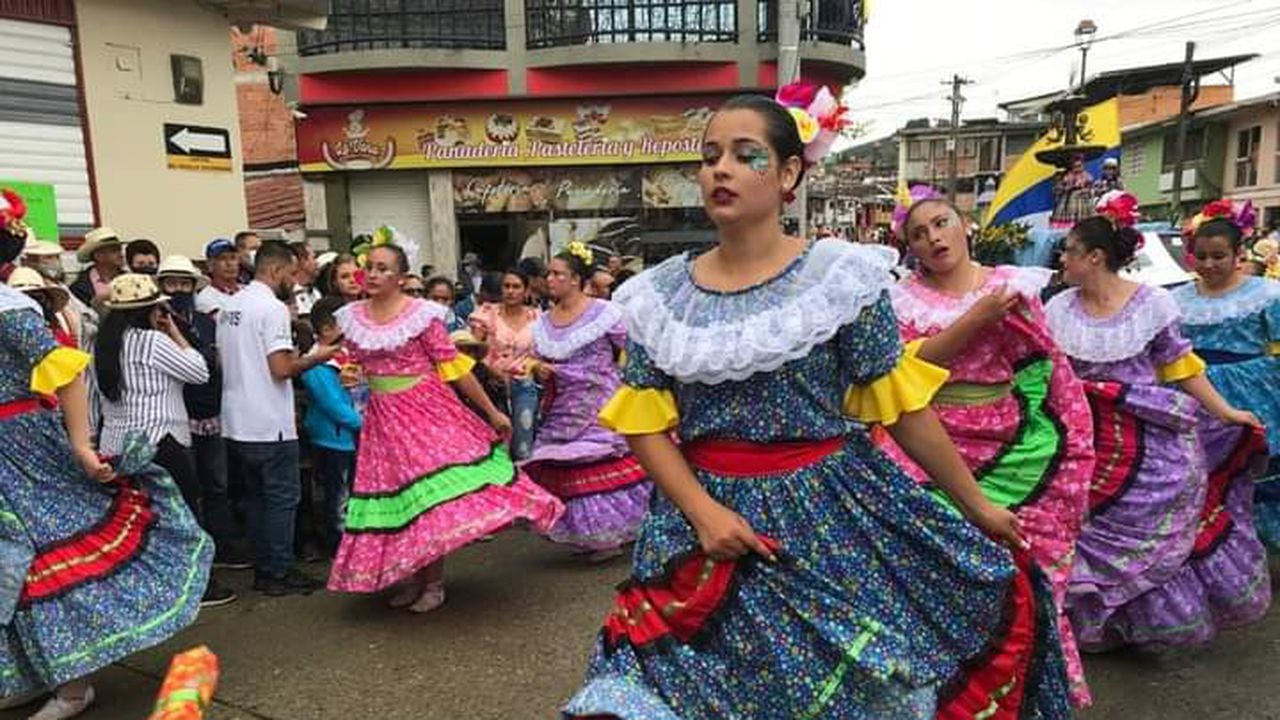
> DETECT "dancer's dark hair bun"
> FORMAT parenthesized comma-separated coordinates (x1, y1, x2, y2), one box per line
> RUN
(1071, 216, 1141, 272)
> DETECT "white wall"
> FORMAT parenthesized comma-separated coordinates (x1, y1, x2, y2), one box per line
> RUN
(76, 0, 248, 258)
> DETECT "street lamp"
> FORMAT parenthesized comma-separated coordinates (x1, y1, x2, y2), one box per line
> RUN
(1074, 19, 1098, 91)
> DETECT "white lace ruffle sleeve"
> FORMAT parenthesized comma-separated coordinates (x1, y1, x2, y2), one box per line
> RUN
(1045, 285, 1182, 363)
(613, 239, 895, 385)
(336, 298, 447, 352)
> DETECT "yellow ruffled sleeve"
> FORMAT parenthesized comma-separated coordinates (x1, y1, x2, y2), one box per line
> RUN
(436, 353, 477, 383)
(1157, 352, 1207, 383)
(598, 386, 679, 435)
(843, 339, 949, 427)
(30, 347, 91, 396)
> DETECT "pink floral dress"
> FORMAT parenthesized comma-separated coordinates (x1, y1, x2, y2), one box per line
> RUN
(326, 299, 563, 592)
(883, 265, 1096, 707)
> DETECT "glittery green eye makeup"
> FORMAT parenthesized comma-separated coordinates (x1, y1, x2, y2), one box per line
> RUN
(741, 146, 771, 172)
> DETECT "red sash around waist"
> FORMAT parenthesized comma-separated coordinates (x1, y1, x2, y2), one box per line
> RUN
(683, 437, 845, 477)
(0, 398, 42, 420)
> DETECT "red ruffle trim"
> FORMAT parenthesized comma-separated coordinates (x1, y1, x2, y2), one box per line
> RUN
(937, 550, 1037, 720)
(1085, 382, 1142, 514)
(529, 455, 648, 499)
(20, 481, 156, 606)
(1194, 424, 1267, 558)
(602, 536, 779, 653)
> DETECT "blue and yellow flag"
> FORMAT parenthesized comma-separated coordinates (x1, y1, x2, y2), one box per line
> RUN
(984, 98, 1121, 228)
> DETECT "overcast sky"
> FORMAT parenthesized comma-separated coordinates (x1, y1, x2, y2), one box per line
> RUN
(845, 0, 1280, 142)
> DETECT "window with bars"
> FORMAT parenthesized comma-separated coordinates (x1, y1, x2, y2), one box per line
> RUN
(297, 0, 506, 55)
(1236, 125, 1261, 188)
(526, 0, 737, 48)
(758, 0, 865, 46)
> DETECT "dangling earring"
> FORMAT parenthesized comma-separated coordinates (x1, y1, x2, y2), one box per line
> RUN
(782, 189, 797, 204)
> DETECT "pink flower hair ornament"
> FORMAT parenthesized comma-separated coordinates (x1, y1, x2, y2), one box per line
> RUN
(891, 184, 945, 234)
(774, 83, 850, 166)
(1185, 198, 1256, 239)
(1095, 190, 1140, 229)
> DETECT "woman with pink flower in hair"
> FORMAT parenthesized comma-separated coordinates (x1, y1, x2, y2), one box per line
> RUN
(881, 186, 1097, 706)
(1045, 192, 1270, 651)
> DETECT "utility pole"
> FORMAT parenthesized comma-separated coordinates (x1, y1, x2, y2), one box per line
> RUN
(1169, 41, 1199, 220)
(945, 74, 973, 203)
(779, 0, 806, 236)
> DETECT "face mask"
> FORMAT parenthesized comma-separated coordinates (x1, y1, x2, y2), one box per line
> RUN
(35, 261, 63, 282)
(168, 292, 195, 314)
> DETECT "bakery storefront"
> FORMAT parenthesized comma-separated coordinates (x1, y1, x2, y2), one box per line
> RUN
(296, 96, 721, 272)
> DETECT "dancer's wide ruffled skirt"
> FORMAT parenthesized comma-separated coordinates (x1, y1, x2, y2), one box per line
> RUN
(0, 417, 211, 696)
(525, 451, 653, 552)
(1068, 381, 1271, 650)
(328, 377, 563, 593)
(1204, 356, 1280, 550)
(564, 434, 1073, 719)
(881, 355, 1095, 706)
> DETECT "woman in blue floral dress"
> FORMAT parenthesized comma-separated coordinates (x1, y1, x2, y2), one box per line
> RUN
(0, 189, 211, 720)
(562, 91, 1072, 719)
(1173, 208, 1280, 549)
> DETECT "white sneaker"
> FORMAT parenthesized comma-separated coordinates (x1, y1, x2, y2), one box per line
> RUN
(28, 685, 94, 720)
(407, 583, 446, 614)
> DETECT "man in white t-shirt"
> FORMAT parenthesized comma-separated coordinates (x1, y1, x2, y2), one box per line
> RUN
(218, 240, 338, 596)
(196, 238, 242, 315)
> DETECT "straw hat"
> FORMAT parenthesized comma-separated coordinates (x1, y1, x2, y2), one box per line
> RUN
(156, 254, 208, 289)
(105, 273, 167, 310)
(76, 226, 123, 263)
(22, 238, 61, 258)
(7, 266, 70, 306)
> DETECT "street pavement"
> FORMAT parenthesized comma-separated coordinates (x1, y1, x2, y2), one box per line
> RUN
(3, 534, 1278, 720)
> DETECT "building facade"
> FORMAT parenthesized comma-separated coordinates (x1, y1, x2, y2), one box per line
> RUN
(0, 0, 323, 256)
(1120, 92, 1280, 229)
(896, 119, 1046, 213)
(288, 0, 868, 273)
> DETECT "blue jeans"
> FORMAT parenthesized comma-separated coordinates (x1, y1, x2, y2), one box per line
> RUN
(311, 446, 354, 553)
(228, 440, 300, 577)
(508, 378, 540, 461)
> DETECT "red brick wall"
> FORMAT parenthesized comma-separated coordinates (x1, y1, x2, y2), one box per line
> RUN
(232, 26, 304, 230)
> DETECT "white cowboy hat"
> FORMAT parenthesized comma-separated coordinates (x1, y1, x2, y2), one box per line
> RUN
(6, 266, 70, 306)
(76, 226, 123, 263)
(155, 254, 209, 289)
(22, 238, 61, 257)
(104, 273, 168, 310)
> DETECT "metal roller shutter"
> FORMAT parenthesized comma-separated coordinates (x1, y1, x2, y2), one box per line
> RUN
(0, 17, 93, 237)
(347, 171, 431, 265)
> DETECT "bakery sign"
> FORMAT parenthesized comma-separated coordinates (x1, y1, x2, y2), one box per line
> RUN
(453, 168, 640, 213)
(297, 95, 722, 171)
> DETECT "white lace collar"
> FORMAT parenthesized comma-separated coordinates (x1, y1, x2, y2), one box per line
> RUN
(0, 284, 40, 315)
(615, 239, 894, 385)
(532, 299, 622, 361)
(1171, 277, 1280, 326)
(336, 298, 447, 352)
(1045, 284, 1181, 363)
(891, 265, 1052, 333)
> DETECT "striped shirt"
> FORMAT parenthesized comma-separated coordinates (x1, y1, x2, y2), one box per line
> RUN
(99, 328, 209, 455)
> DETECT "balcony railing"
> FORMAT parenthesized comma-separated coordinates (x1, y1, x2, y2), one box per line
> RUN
(297, 0, 505, 55)
(758, 0, 865, 47)
(526, 0, 737, 49)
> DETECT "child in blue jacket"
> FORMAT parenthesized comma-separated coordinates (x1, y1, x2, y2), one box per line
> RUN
(300, 296, 362, 556)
